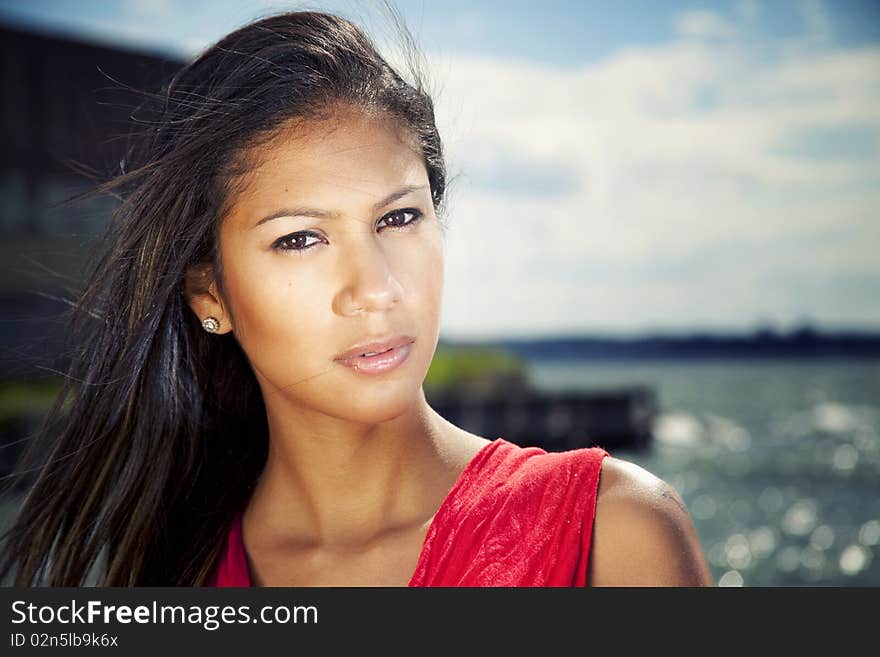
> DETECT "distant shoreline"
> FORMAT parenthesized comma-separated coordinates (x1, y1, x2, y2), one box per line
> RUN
(443, 329, 880, 361)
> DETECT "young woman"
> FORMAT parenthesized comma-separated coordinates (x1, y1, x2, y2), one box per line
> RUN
(0, 10, 713, 587)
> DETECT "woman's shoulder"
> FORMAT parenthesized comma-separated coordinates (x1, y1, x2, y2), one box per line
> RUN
(587, 455, 715, 586)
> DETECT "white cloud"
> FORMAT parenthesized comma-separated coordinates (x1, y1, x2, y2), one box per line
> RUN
(675, 10, 737, 40)
(427, 12, 880, 338)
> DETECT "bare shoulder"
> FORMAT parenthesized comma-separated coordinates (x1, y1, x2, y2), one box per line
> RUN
(586, 455, 715, 587)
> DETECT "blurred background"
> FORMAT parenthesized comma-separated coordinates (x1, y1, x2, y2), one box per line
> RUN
(0, 0, 878, 586)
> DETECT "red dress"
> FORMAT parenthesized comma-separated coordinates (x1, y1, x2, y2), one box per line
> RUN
(206, 438, 609, 587)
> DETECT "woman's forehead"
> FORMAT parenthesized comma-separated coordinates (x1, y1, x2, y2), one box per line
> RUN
(225, 111, 428, 223)
(258, 106, 416, 161)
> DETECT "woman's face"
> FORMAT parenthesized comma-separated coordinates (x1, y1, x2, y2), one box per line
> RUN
(212, 107, 444, 424)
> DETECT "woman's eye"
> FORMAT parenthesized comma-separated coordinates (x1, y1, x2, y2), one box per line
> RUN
(271, 209, 422, 254)
(378, 208, 423, 230)
(272, 231, 323, 252)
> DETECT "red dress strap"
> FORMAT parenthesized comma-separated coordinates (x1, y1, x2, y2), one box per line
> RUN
(409, 440, 609, 586)
(205, 513, 249, 587)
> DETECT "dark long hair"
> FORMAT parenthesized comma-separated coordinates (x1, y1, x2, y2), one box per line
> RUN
(0, 9, 446, 586)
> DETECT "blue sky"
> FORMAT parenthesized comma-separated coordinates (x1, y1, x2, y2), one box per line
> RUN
(2, 0, 879, 338)
(2, 0, 879, 63)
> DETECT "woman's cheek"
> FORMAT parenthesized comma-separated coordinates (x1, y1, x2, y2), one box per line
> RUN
(224, 256, 309, 360)
(420, 230, 445, 302)
(405, 222, 443, 273)
(402, 231, 444, 330)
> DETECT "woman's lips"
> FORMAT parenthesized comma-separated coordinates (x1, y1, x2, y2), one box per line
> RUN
(335, 341, 413, 374)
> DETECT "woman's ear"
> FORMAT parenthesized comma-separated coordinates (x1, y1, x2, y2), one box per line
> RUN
(183, 262, 233, 334)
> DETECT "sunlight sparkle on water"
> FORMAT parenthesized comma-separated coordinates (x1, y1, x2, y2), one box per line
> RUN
(839, 545, 871, 575)
(799, 546, 825, 572)
(859, 520, 880, 546)
(724, 534, 752, 570)
(812, 402, 859, 434)
(782, 499, 819, 536)
(809, 525, 835, 551)
(718, 570, 744, 587)
(748, 526, 776, 558)
(831, 444, 859, 473)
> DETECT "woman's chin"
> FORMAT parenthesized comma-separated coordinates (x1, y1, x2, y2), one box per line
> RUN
(339, 387, 423, 424)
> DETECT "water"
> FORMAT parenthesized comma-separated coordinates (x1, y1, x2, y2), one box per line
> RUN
(3, 358, 876, 586)
(527, 357, 880, 587)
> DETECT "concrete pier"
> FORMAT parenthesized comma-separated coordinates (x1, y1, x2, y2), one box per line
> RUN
(426, 386, 656, 453)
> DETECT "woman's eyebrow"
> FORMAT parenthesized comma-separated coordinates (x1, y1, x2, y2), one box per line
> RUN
(253, 184, 428, 228)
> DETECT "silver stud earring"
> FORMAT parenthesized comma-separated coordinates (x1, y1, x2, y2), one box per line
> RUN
(202, 317, 220, 333)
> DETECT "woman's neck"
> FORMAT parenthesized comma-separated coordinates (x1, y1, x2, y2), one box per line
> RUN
(242, 389, 485, 550)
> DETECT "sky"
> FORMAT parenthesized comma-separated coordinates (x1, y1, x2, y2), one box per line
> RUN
(1, 0, 879, 339)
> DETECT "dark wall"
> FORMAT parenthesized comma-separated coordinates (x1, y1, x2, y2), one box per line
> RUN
(1, 24, 183, 186)
(0, 23, 184, 380)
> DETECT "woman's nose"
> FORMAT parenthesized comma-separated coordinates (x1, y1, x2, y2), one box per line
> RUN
(334, 240, 404, 316)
